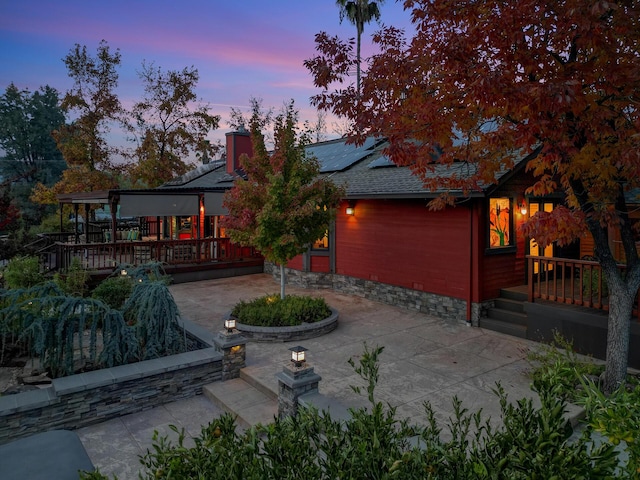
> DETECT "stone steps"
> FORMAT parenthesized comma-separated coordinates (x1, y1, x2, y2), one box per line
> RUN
(203, 377, 278, 429)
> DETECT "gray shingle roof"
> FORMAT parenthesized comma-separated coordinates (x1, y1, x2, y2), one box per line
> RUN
(155, 136, 518, 199)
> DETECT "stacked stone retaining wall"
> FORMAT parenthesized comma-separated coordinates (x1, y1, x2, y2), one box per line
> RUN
(0, 320, 224, 444)
(265, 263, 473, 324)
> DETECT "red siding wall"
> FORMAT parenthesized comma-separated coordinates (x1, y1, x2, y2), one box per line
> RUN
(310, 255, 331, 273)
(335, 199, 471, 300)
(287, 256, 303, 270)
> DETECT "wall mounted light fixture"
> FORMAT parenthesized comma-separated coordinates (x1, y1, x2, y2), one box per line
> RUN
(519, 200, 528, 215)
(345, 200, 356, 216)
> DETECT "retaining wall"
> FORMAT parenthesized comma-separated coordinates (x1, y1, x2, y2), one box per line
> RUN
(0, 320, 224, 445)
(266, 264, 469, 324)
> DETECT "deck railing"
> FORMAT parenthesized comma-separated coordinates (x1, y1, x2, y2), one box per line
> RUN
(51, 237, 261, 272)
(527, 255, 640, 321)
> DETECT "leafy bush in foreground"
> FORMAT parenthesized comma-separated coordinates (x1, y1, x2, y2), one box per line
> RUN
(82, 344, 622, 479)
(529, 332, 639, 478)
(231, 294, 331, 327)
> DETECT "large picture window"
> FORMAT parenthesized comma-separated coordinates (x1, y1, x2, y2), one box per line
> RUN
(489, 197, 512, 248)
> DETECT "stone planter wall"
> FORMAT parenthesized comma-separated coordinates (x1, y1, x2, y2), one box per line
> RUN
(266, 264, 469, 324)
(229, 308, 339, 342)
(0, 320, 231, 445)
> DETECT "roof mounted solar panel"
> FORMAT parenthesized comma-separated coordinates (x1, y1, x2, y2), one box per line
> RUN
(307, 137, 379, 173)
(368, 155, 396, 168)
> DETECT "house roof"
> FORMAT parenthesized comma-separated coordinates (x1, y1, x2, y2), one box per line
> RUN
(55, 135, 528, 208)
(307, 137, 516, 200)
(156, 135, 524, 200)
(157, 159, 237, 190)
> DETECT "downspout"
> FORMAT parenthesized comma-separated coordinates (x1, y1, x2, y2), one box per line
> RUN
(467, 202, 473, 325)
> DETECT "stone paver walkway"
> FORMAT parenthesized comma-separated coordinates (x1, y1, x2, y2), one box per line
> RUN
(79, 273, 543, 479)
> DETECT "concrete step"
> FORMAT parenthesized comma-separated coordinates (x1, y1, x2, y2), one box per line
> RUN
(479, 317, 527, 339)
(500, 287, 528, 302)
(493, 297, 525, 314)
(240, 368, 278, 401)
(486, 307, 528, 326)
(203, 377, 278, 429)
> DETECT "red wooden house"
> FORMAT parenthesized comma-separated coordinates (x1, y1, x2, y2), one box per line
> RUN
(52, 128, 640, 366)
(272, 134, 544, 326)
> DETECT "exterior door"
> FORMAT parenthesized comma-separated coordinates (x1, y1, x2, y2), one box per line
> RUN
(528, 201, 555, 277)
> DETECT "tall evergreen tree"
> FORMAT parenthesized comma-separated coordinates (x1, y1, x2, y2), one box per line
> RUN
(0, 84, 65, 225)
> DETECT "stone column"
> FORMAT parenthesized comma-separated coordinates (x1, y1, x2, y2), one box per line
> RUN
(212, 331, 247, 381)
(276, 364, 321, 419)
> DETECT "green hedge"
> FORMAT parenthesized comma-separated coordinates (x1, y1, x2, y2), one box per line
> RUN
(231, 294, 331, 327)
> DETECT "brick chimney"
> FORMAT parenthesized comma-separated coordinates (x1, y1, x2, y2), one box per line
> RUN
(225, 126, 252, 174)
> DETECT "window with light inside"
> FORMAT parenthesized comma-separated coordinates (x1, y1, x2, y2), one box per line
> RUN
(489, 197, 511, 248)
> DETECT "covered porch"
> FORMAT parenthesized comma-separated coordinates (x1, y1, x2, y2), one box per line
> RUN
(37, 188, 263, 281)
(481, 255, 640, 368)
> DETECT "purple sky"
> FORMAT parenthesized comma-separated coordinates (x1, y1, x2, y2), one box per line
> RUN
(0, 1, 413, 147)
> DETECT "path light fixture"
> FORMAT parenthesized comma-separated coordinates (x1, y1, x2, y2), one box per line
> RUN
(289, 346, 308, 367)
(120, 269, 128, 276)
(224, 317, 236, 333)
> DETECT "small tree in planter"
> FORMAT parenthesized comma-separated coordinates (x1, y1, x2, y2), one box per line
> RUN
(222, 100, 343, 299)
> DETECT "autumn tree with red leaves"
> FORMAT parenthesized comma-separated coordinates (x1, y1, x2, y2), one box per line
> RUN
(222, 100, 344, 299)
(306, 0, 640, 392)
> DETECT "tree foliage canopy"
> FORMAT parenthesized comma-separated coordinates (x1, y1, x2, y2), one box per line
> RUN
(129, 62, 220, 187)
(222, 100, 344, 270)
(0, 83, 66, 223)
(32, 40, 123, 202)
(306, 0, 640, 392)
(0, 83, 65, 184)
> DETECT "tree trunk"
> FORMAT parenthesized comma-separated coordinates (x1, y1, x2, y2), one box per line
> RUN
(280, 263, 286, 299)
(603, 284, 634, 393)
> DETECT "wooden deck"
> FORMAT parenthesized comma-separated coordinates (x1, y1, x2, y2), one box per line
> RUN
(40, 237, 263, 279)
(527, 255, 640, 321)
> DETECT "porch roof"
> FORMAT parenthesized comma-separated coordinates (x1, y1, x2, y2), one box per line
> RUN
(56, 190, 112, 204)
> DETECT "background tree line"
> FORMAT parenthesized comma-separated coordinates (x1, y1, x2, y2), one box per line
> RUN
(0, 40, 221, 249)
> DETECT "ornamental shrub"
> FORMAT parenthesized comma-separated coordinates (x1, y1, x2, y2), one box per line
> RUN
(53, 257, 90, 297)
(80, 343, 622, 480)
(91, 276, 133, 309)
(1, 255, 45, 289)
(231, 294, 331, 327)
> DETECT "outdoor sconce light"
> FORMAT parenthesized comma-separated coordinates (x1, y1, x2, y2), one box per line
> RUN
(519, 200, 528, 216)
(345, 201, 356, 216)
(224, 317, 237, 333)
(289, 345, 308, 367)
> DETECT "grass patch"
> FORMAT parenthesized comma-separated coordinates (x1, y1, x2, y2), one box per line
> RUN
(231, 294, 331, 327)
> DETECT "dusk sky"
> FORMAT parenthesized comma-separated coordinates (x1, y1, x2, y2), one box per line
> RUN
(0, 0, 413, 147)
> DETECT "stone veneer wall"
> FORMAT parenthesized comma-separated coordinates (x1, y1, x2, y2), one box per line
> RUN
(0, 320, 226, 444)
(265, 263, 475, 324)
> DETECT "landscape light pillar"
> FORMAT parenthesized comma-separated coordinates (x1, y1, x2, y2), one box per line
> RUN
(276, 346, 321, 419)
(213, 324, 247, 381)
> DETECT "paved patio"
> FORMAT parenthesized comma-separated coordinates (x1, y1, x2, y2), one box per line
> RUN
(78, 273, 543, 479)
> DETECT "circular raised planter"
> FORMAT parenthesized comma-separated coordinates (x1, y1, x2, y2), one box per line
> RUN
(225, 308, 339, 342)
